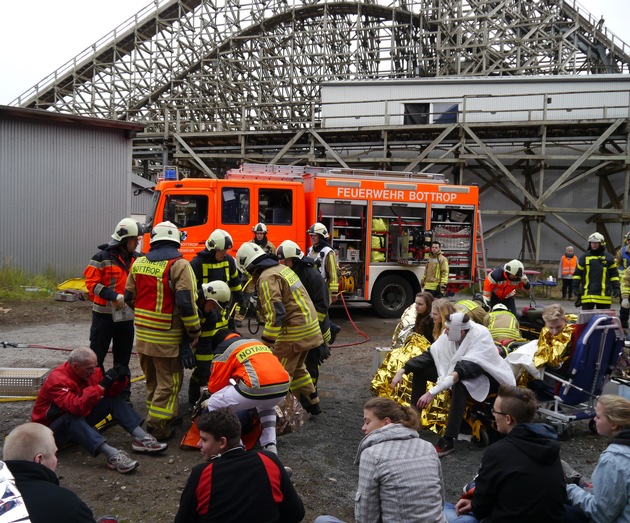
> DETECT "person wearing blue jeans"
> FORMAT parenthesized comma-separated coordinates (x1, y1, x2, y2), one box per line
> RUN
(32, 348, 168, 474)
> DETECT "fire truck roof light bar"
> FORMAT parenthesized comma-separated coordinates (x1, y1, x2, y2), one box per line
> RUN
(440, 186, 470, 193)
(326, 180, 361, 188)
(385, 183, 417, 190)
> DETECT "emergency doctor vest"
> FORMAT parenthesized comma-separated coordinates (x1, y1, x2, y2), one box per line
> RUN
(209, 337, 290, 399)
(131, 256, 180, 344)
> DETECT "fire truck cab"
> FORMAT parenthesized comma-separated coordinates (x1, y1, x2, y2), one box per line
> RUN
(143, 164, 479, 318)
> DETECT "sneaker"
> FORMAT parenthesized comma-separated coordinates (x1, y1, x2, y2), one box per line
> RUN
(107, 450, 139, 474)
(263, 443, 278, 455)
(435, 437, 455, 457)
(132, 434, 168, 454)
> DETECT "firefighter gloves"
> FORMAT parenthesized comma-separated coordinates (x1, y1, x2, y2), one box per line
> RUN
(180, 340, 196, 369)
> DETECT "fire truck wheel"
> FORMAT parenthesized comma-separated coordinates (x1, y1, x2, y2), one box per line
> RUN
(371, 275, 414, 318)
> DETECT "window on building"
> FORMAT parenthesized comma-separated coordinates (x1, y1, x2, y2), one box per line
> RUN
(222, 187, 250, 224)
(163, 195, 208, 228)
(404, 103, 430, 125)
(433, 103, 459, 124)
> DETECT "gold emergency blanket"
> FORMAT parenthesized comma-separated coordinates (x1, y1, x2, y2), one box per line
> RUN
(515, 322, 575, 387)
(371, 333, 449, 435)
(390, 303, 417, 348)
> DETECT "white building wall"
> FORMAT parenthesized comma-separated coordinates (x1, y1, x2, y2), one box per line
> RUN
(322, 75, 630, 127)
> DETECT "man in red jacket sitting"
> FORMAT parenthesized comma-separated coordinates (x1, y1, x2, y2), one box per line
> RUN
(32, 347, 167, 474)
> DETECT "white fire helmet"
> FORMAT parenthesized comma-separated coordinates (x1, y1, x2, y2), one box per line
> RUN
(503, 260, 524, 278)
(201, 281, 231, 310)
(252, 223, 268, 234)
(150, 221, 181, 245)
(111, 218, 144, 243)
(277, 240, 304, 260)
(206, 229, 233, 251)
(308, 222, 329, 239)
(235, 242, 266, 273)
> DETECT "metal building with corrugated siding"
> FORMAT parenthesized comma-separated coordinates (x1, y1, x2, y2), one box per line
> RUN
(0, 106, 145, 277)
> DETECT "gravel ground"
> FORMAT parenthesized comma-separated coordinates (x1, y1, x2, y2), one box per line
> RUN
(0, 296, 611, 522)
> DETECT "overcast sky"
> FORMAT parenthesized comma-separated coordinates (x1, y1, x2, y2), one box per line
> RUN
(1, 0, 628, 105)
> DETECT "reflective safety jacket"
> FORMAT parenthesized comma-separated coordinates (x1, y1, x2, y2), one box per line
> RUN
(126, 246, 201, 356)
(254, 261, 324, 353)
(190, 248, 243, 340)
(483, 310, 521, 341)
(483, 267, 530, 301)
(249, 237, 277, 255)
(558, 255, 577, 279)
(573, 246, 620, 306)
(84, 244, 138, 314)
(455, 300, 488, 325)
(422, 252, 449, 291)
(308, 242, 339, 302)
(209, 335, 290, 399)
(616, 246, 630, 295)
(291, 257, 331, 343)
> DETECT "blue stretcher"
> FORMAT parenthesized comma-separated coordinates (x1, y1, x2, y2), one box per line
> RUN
(537, 311, 624, 435)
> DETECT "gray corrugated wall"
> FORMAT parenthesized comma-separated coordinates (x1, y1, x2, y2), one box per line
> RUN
(0, 118, 131, 278)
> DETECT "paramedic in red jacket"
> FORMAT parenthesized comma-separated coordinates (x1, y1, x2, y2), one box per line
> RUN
(32, 347, 167, 474)
(83, 218, 143, 400)
(483, 259, 531, 316)
(175, 408, 304, 523)
(203, 329, 290, 455)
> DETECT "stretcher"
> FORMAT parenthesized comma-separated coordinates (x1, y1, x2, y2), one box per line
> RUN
(537, 310, 624, 436)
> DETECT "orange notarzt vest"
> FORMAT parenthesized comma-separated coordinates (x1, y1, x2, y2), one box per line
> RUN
(132, 257, 180, 331)
(209, 336, 290, 399)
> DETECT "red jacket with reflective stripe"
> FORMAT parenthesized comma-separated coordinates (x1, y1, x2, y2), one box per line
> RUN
(84, 245, 137, 313)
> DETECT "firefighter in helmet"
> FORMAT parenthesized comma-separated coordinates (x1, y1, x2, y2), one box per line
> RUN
(454, 293, 489, 324)
(483, 259, 531, 316)
(484, 303, 522, 353)
(250, 222, 276, 255)
(277, 239, 332, 392)
(573, 232, 620, 310)
(235, 241, 324, 415)
(84, 218, 144, 400)
(307, 222, 342, 343)
(188, 229, 244, 406)
(125, 221, 201, 441)
(307, 222, 339, 303)
(616, 231, 630, 327)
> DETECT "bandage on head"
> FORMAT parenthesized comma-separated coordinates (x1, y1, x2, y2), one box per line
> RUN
(445, 312, 471, 330)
